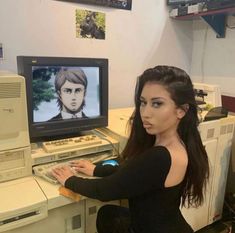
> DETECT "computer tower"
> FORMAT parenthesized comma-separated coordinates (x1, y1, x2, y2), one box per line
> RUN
(0, 72, 31, 182)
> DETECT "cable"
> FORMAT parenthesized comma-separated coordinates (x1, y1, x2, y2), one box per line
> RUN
(200, 25, 209, 83)
(100, 136, 120, 157)
(94, 129, 120, 157)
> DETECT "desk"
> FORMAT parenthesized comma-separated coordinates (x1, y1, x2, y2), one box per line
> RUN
(1, 108, 235, 233)
(1, 176, 119, 233)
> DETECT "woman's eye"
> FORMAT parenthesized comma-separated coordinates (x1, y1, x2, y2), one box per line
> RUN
(152, 102, 162, 108)
(140, 100, 146, 107)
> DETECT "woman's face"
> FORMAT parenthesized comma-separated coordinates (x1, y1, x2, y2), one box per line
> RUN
(140, 82, 184, 136)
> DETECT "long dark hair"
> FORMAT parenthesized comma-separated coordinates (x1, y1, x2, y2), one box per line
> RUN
(122, 65, 209, 208)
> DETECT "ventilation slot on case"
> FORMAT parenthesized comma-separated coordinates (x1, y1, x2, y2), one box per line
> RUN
(227, 124, 234, 134)
(220, 125, 227, 135)
(206, 128, 215, 139)
(0, 82, 21, 99)
(88, 206, 97, 215)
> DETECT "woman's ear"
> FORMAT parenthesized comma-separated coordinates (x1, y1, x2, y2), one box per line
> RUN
(177, 104, 189, 119)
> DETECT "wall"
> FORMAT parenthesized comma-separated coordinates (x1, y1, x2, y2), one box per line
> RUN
(191, 17, 235, 98)
(0, 0, 193, 108)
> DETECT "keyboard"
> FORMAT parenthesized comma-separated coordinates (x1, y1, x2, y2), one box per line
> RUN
(42, 135, 102, 153)
(33, 152, 116, 184)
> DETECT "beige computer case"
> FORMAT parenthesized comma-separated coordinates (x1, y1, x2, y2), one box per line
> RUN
(0, 72, 31, 182)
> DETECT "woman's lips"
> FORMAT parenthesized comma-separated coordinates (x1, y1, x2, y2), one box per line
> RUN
(143, 121, 152, 128)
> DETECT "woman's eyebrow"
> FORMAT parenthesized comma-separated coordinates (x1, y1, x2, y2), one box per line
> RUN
(151, 97, 166, 101)
(140, 96, 166, 101)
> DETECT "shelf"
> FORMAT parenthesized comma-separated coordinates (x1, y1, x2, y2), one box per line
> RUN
(171, 6, 235, 38)
(201, 14, 226, 38)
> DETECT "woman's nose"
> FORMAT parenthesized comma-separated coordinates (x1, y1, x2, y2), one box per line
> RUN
(141, 105, 152, 118)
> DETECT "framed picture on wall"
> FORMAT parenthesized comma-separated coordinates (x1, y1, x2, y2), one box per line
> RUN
(76, 10, 106, 40)
(56, 0, 132, 10)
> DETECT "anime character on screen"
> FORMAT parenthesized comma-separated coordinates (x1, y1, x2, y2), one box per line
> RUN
(49, 68, 88, 121)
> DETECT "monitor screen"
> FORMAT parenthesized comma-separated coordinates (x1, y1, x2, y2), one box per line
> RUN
(17, 56, 108, 142)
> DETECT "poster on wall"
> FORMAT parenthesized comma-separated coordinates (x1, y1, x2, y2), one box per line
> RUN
(76, 9, 105, 40)
(56, 0, 132, 10)
(0, 43, 3, 59)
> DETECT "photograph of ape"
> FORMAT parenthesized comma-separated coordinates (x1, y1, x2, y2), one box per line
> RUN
(76, 10, 105, 40)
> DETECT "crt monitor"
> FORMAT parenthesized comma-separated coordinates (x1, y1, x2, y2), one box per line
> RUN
(17, 56, 108, 142)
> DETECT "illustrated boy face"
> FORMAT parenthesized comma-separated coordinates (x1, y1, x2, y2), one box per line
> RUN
(58, 80, 85, 113)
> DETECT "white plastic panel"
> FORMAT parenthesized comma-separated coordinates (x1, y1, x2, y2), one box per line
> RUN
(208, 121, 235, 224)
(4, 201, 85, 233)
(0, 177, 47, 232)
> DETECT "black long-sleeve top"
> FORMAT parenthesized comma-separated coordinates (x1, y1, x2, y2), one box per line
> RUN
(65, 146, 193, 233)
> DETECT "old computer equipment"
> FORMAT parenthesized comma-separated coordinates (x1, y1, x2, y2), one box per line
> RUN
(17, 56, 119, 183)
(167, 0, 207, 16)
(167, 0, 204, 6)
(0, 72, 32, 183)
(167, 0, 235, 16)
(17, 56, 109, 142)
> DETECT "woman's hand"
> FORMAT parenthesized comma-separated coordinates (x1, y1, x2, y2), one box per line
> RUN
(70, 160, 95, 177)
(51, 165, 75, 186)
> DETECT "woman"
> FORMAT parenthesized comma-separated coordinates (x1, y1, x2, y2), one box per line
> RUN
(51, 66, 209, 233)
